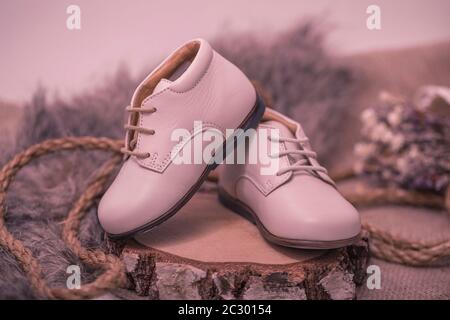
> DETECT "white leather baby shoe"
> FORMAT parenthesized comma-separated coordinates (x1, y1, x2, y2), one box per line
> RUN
(98, 39, 265, 237)
(218, 108, 361, 249)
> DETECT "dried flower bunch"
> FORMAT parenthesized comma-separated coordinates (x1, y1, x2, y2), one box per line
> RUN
(354, 86, 450, 194)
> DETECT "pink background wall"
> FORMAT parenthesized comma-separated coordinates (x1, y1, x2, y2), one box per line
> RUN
(1, 0, 450, 102)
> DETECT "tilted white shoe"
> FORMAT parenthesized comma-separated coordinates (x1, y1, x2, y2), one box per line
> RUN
(218, 108, 361, 249)
(98, 39, 265, 237)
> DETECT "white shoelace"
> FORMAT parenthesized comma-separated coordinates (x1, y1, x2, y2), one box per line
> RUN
(269, 136, 328, 176)
(121, 105, 157, 158)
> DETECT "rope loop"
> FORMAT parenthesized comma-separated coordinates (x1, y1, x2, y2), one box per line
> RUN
(0, 137, 126, 299)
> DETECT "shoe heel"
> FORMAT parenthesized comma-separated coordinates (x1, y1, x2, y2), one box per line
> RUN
(218, 188, 256, 225)
(209, 93, 266, 170)
(241, 93, 266, 132)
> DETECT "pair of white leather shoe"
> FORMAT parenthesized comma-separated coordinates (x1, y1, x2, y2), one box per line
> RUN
(98, 39, 361, 249)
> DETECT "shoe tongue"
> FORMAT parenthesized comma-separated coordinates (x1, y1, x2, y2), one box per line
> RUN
(263, 120, 306, 167)
(263, 120, 296, 140)
(127, 78, 172, 150)
(130, 78, 172, 107)
(152, 78, 172, 95)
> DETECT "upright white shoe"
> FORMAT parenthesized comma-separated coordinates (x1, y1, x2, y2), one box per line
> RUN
(218, 108, 361, 249)
(98, 39, 265, 237)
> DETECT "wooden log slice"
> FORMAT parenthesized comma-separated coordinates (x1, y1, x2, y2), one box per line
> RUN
(117, 192, 369, 300)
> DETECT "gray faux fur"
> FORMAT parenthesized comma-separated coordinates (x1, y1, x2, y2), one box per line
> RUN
(0, 22, 356, 299)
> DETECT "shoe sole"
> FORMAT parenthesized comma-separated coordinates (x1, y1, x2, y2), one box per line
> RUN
(218, 187, 361, 250)
(107, 94, 266, 239)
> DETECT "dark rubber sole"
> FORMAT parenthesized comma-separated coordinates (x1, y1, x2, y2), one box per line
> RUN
(218, 187, 361, 250)
(107, 94, 266, 239)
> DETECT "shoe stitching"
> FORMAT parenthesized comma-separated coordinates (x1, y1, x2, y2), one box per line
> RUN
(140, 51, 215, 106)
(137, 122, 226, 172)
(233, 135, 292, 197)
(135, 52, 216, 167)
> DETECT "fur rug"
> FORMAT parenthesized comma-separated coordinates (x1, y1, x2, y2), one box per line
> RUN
(0, 22, 356, 299)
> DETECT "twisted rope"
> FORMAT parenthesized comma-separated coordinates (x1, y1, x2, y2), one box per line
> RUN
(0, 137, 126, 299)
(363, 222, 450, 266)
(338, 179, 450, 266)
(0, 137, 449, 299)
